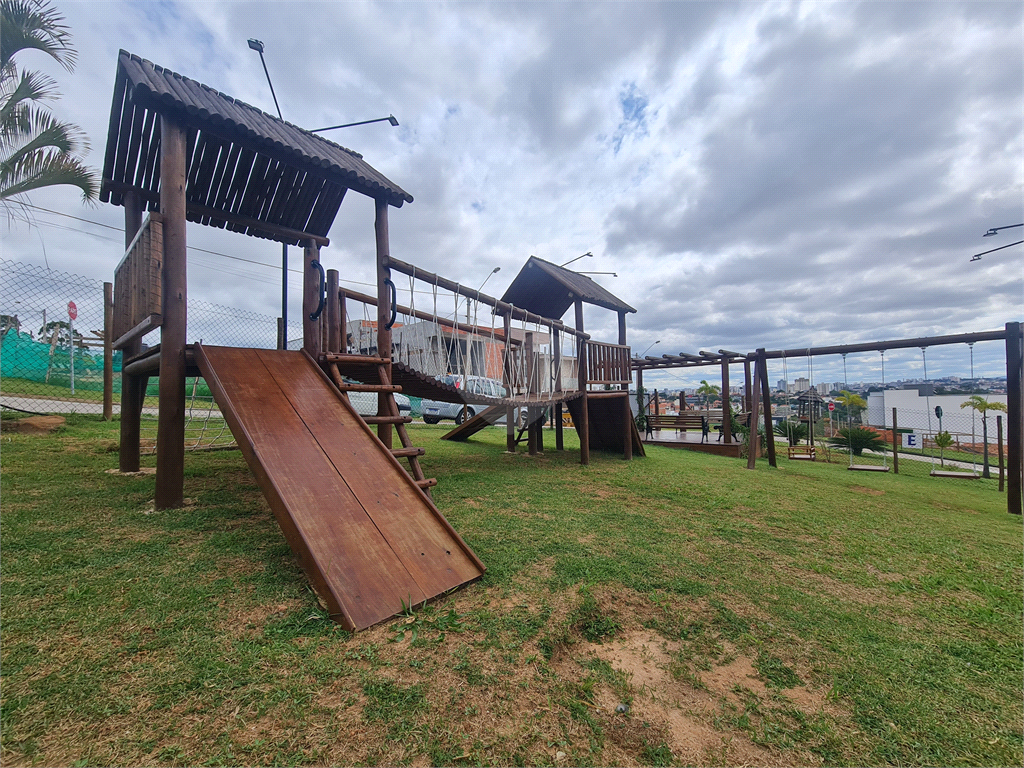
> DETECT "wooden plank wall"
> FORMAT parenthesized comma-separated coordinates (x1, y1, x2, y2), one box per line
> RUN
(112, 213, 163, 345)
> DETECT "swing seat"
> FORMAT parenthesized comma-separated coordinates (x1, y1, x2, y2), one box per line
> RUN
(848, 464, 890, 472)
(788, 445, 816, 461)
(929, 470, 980, 479)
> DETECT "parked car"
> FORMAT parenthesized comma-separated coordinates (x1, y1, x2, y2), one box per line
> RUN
(422, 375, 508, 425)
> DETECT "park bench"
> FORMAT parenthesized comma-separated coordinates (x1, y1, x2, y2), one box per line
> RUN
(647, 413, 711, 442)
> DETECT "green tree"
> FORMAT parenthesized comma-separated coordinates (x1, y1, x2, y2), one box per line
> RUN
(1, 0, 98, 206)
(933, 430, 954, 468)
(696, 379, 720, 410)
(960, 395, 1008, 479)
(835, 390, 866, 425)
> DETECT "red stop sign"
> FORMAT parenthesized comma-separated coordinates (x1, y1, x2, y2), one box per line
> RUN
(67, 300, 77, 321)
(828, 402, 835, 412)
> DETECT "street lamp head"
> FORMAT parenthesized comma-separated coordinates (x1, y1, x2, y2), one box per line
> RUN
(247, 38, 264, 53)
(983, 228, 998, 237)
(491, 266, 500, 274)
(388, 114, 399, 127)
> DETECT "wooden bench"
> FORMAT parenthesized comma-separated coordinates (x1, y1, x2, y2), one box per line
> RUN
(647, 414, 711, 441)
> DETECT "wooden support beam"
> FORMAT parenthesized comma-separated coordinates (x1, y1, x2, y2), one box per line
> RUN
(103, 282, 113, 421)
(1006, 321, 1022, 515)
(743, 358, 752, 414)
(504, 312, 515, 453)
(721, 356, 732, 444)
(326, 269, 341, 354)
(155, 116, 188, 510)
(112, 313, 161, 350)
(302, 240, 321, 357)
(997, 415, 1004, 493)
(892, 407, 899, 474)
(375, 199, 393, 450)
(576, 299, 589, 466)
(118, 190, 144, 473)
(746, 359, 761, 470)
(526, 332, 537, 456)
(757, 350, 776, 467)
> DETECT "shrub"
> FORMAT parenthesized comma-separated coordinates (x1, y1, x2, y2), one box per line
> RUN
(829, 427, 886, 456)
(773, 419, 808, 446)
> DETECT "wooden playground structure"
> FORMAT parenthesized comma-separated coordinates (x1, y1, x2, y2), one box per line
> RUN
(101, 52, 640, 629)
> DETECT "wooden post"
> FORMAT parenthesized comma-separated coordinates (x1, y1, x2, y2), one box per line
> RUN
(502, 312, 515, 453)
(575, 299, 589, 466)
(326, 269, 341, 354)
(118, 190, 144, 472)
(654, 389, 659, 416)
(721, 357, 732, 444)
(618, 311, 631, 460)
(277, 317, 285, 350)
(554, 326, 564, 450)
(375, 199, 393, 450)
(155, 116, 188, 510)
(102, 281, 113, 421)
(743, 358, 752, 414)
(757, 350, 776, 467)
(526, 332, 537, 455)
(1006, 322, 1022, 515)
(303, 240, 321, 357)
(997, 415, 1005, 492)
(339, 290, 347, 352)
(891, 407, 899, 474)
(746, 357, 761, 470)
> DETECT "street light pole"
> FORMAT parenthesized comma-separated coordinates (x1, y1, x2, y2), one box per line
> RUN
(247, 39, 399, 349)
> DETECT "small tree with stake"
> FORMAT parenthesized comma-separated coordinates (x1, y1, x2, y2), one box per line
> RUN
(960, 396, 1008, 479)
(934, 430, 954, 468)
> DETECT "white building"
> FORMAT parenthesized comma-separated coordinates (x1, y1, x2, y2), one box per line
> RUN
(866, 389, 1008, 442)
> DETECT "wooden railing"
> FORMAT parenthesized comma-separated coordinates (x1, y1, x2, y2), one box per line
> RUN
(586, 341, 631, 387)
(112, 213, 163, 349)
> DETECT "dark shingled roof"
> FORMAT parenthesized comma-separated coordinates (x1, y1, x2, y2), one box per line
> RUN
(499, 256, 636, 319)
(100, 50, 412, 246)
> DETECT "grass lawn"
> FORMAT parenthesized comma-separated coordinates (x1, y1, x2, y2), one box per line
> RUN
(1, 416, 1021, 766)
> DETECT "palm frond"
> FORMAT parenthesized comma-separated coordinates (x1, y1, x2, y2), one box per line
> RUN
(0, 0, 76, 73)
(0, 147, 97, 201)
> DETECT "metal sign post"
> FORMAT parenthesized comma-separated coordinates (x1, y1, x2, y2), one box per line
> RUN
(67, 301, 77, 395)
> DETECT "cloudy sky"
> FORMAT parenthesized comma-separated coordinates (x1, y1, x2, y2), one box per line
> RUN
(4, 0, 1022, 388)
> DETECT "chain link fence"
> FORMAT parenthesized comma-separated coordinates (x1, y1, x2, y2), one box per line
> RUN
(1, 260, 302, 451)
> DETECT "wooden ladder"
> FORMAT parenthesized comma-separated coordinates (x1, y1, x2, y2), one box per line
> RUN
(322, 353, 438, 497)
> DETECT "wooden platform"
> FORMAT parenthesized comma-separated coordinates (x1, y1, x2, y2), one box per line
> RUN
(195, 344, 485, 631)
(642, 428, 743, 458)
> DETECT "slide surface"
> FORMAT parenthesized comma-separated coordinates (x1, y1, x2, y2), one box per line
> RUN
(195, 345, 484, 630)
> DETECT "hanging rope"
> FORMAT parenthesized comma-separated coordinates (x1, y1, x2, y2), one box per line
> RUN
(922, 347, 937, 469)
(842, 353, 853, 468)
(879, 350, 889, 469)
(781, 350, 795, 446)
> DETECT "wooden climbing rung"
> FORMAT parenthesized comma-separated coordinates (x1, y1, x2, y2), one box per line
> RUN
(391, 447, 426, 458)
(335, 382, 403, 393)
(362, 415, 413, 425)
(416, 478, 439, 489)
(322, 353, 391, 366)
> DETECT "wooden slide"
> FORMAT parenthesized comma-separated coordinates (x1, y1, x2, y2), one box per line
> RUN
(194, 344, 485, 631)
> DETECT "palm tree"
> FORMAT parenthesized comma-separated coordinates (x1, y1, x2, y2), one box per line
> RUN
(696, 379, 720, 411)
(960, 395, 1008, 478)
(1, 0, 97, 207)
(835, 390, 866, 427)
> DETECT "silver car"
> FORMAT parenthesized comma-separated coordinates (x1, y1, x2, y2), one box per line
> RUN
(421, 375, 508, 425)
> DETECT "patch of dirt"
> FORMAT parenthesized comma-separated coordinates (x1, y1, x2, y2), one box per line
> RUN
(105, 467, 157, 475)
(577, 629, 831, 766)
(866, 565, 904, 583)
(1, 415, 66, 434)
